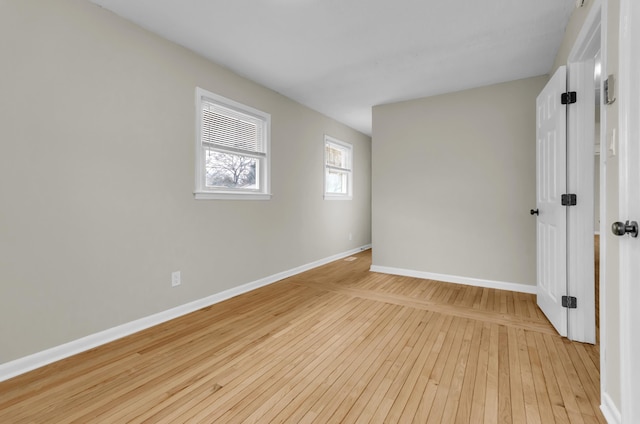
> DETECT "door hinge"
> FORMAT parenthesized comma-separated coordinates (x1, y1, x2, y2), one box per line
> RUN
(562, 296, 577, 309)
(561, 91, 577, 104)
(561, 194, 577, 206)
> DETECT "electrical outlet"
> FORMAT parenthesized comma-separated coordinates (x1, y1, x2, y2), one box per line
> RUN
(171, 271, 181, 287)
(348, 233, 353, 241)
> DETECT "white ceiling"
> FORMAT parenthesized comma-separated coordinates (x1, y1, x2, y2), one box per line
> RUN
(90, 0, 575, 135)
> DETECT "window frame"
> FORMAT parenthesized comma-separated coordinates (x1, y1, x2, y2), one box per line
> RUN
(194, 87, 271, 200)
(324, 135, 353, 200)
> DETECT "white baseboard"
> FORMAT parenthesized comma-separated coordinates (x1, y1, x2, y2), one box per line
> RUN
(369, 265, 536, 294)
(0, 244, 372, 383)
(601, 392, 621, 424)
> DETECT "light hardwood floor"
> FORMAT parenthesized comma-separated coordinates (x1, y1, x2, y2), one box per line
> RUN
(595, 234, 600, 343)
(0, 250, 604, 423)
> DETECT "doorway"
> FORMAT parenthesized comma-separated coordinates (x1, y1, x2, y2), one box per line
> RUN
(593, 49, 602, 344)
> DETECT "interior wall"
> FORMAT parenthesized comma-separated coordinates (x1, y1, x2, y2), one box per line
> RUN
(371, 76, 547, 287)
(552, 0, 621, 412)
(0, 0, 371, 364)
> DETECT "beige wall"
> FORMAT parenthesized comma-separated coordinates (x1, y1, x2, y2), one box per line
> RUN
(372, 76, 547, 286)
(552, 0, 621, 411)
(0, 0, 371, 363)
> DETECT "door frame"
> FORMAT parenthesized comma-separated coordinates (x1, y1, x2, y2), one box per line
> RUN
(566, 0, 605, 345)
(618, 0, 640, 421)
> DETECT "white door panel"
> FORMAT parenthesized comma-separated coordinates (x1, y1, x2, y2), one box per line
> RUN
(619, 0, 640, 420)
(536, 66, 567, 337)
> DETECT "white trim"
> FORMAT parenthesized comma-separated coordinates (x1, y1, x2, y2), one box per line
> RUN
(594, 0, 610, 415)
(0, 244, 372, 383)
(565, 0, 603, 344)
(369, 265, 536, 294)
(323, 194, 353, 201)
(600, 392, 622, 424)
(194, 192, 272, 200)
(324, 134, 353, 200)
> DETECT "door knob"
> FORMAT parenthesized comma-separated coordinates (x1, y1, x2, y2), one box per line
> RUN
(530, 209, 539, 216)
(611, 220, 639, 237)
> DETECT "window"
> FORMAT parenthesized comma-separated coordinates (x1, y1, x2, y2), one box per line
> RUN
(324, 135, 353, 200)
(195, 87, 271, 200)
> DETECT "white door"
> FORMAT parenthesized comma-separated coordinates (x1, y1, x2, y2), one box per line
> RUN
(618, 0, 640, 420)
(535, 66, 568, 337)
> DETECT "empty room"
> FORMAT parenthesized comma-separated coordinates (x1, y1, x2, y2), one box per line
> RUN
(1, 0, 639, 423)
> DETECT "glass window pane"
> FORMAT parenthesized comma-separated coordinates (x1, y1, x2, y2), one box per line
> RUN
(205, 150, 259, 189)
(326, 170, 348, 194)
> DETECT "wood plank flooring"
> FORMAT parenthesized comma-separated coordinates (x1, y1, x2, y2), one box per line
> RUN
(0, 250, 605, 423)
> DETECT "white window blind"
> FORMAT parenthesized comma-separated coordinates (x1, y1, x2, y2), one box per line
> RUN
(325, 143, 349, 170)
(201, 100, 266, 157)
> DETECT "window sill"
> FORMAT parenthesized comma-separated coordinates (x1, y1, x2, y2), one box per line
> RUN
(324, 194, 352, 201)
(194, 191, 272, 200)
